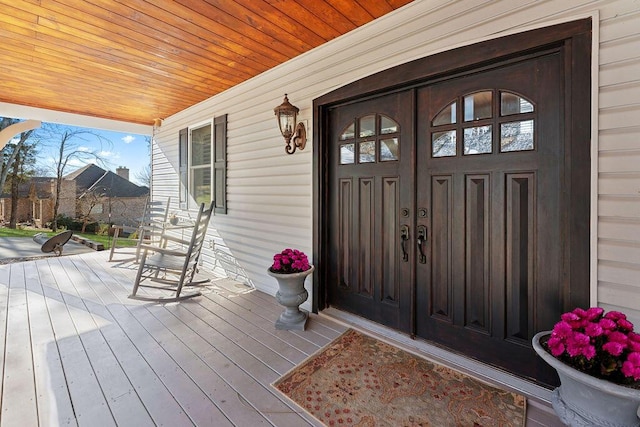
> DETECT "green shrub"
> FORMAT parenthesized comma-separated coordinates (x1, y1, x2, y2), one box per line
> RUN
(54, 214, 74, 230)
(96, 223, 110, 236)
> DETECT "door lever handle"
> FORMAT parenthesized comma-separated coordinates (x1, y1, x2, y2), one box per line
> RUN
(417, 225, 427, 264)
(400, 225, 409, 262)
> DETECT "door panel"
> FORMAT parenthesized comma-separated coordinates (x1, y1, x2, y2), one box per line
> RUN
(328, 91, 414, 332)
(416, 52, 563, 385)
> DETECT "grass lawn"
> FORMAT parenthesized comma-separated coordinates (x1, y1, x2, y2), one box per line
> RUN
(0, 227, 138, 250)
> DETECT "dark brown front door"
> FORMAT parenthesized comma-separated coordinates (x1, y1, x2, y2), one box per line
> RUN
(321, 20, 591, 387)
(415, 51, 563, 385)
(327, 90, 414, 333)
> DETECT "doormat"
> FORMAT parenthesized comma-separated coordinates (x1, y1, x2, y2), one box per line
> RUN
(273, 329, 526, 426)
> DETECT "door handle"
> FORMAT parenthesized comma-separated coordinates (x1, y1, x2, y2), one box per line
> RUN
(400, 225, 409, 262)
(417, 225, 427, 264)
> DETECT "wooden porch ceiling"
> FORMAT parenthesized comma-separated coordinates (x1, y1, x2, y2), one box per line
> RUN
(1, 0, 413, 126)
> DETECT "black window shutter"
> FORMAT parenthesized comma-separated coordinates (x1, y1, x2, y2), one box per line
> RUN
(213, 115, 227, 214)
(178, 127, 188, 208)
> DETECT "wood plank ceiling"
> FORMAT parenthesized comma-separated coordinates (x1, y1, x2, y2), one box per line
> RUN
(0, 0, 414, 126)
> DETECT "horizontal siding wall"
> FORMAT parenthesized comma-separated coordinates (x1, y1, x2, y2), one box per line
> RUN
(597, 1, 640, 325)
(152, 0, 640, 318)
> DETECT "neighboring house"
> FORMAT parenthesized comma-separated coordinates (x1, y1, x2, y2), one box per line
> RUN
(149, 0, 639, 392)
(0, 177, 75, 227)
(0, 164, 148, 228)
(65, 164, 149, 227)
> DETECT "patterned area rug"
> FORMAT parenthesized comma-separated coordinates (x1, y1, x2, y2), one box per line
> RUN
(273, 329, 526, 426)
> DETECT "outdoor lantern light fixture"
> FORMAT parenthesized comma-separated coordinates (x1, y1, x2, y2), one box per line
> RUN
(274, 94, 306, 154)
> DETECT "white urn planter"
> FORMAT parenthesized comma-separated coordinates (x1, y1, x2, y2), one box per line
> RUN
(533, 331, 640, 427)
(267, 265, 314, 331)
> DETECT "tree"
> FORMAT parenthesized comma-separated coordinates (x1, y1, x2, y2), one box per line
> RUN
(4, 139, 37, 228)
(76, 189, 104, 232)
(38, 124, 111, 231)
(134, 135, 152, 187)
(135, 164, 151, 188)
(0, 118, 37, 201)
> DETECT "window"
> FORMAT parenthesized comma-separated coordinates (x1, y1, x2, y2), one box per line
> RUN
(339, 114, 400, 165)
(430, 90, 535, 157)
(179, 114, 227, 213)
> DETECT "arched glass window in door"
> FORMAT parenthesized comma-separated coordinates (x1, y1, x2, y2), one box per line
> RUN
(430, 90, 535, 157)
(339, 114, 400, 165)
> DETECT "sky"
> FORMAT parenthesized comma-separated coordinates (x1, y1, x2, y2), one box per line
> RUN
(32, 124, 151, 187)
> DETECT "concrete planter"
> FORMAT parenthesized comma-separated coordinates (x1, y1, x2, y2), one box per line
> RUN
(533, 331, 640, 427)
(267, 266, 314, 331)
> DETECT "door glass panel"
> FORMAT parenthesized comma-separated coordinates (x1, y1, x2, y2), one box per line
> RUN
(464, 91, 492, 122)
(359, 140, 376, 163)
(380, 115, 399, 134)
(340, 143, 355, 164)
(380, 138, 398, 161)
(463, 125, 492, 155)
(501, 92, 534, 116)
(359, 115, 375, 138)
(432, 102, 457, 126)
(340, 123, 355, 140)
(501, 120, 534, 152)
(432, 130, 456, 157)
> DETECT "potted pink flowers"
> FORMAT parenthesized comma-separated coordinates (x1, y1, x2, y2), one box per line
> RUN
(269, 248, 311, 274)
(267, 248, 314, 331)
(532, 307, 640, 426)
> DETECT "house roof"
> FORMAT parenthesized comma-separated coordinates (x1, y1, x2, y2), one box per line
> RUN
(0, 176, 55, 200)
(0, 1, 413, 126)
(64, 164, 149, 198)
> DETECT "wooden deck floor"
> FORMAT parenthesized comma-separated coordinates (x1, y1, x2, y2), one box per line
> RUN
(0, 250, 347, 427)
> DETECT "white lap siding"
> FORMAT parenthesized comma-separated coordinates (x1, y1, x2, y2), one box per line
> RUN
(151, 0, 640, 319)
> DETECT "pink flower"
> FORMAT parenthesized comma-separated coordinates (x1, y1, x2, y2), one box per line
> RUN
(622, 353, 640, 380)
(604, 311, 627, 322)
(585, 307, 604, 320)
(599, 318, 616, 332)
(582, 345, 597, 359)
(584, 322, 603, 337)
(608, 331, 629, 346)
(561, 312, 582, 328)
(603, 341, 625, 357)
(566, 332, 592, 358)
(552, 321, 573, 338)
(270, 248, 311, 273)
(544, 307, 640, 385)
(547, 337, 565, 357)
(617, 319, 634, 332)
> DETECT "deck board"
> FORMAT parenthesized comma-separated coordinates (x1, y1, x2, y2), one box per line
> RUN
(39, 259, 117, 426)
(0, 249, 562, 426)
(3, 264, 39, 426)
(25, 261, 77, 427)
(0, 272, 10, 422)
(0, 251, 332, 426)
(49, 257, 155, 427)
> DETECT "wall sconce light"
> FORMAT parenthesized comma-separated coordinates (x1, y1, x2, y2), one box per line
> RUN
(274, 94, 306, 154)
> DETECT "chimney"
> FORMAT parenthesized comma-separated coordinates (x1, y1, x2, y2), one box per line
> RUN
(116, 166, 129, 181)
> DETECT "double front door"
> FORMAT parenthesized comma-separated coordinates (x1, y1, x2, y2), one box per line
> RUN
(327, 50, 572, 384)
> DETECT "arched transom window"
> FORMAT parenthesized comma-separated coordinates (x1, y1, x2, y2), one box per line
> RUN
(339, 114, 400, 164)
(431, 90, 535, 158)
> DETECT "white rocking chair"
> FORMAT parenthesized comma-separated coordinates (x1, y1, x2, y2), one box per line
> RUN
(130, 201, 214, 302)
(109, 196, 170, 262)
